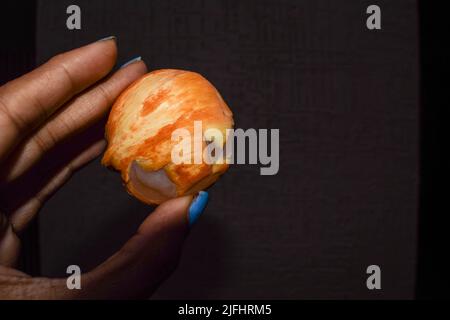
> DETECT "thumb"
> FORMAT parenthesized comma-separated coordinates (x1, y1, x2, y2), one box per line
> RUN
(0, 192, 209, 300)
(80, 191, 209, 299)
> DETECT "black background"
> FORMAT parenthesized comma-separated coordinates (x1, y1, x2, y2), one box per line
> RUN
(1, 0, 446, 299)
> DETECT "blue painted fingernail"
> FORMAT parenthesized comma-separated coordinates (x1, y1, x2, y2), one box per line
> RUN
(120, 56, 142, 69)
(97, 35, 116, 42)
(188, 191, 209, 227)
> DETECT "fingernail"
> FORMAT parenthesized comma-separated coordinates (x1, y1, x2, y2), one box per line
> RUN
(97, 35, 116, 42)
(188, 191, 209, 227)
(120, 56, 142, 69)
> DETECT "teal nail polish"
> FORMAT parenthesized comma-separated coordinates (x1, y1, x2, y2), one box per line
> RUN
(188, 191, 209, 227)
(97, 35, 116, 42)
(120, 56, 142, 69)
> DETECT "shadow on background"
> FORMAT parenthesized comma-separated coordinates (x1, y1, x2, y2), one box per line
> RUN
(153, 216, 232, 299)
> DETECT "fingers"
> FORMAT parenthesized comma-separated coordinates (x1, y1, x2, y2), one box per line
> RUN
(0, 138, 106, 266)
(81, 196, 195, 299)
(0, 213, 20, 267)
(0, 38, 117, 162)
(9, 139, 107, 234)
(1, 60, 147, 182)
(2, 196, 195, 299)
(0, 273, 68, 299)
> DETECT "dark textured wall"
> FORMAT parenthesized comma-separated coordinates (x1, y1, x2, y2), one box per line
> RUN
(36, 0, 419, 299)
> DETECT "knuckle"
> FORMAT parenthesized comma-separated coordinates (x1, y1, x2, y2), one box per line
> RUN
(47, 56, 77, 93)
(0, 98, 25, 133)
(96, 83, 113, 106)
(33, 131, 52, 153)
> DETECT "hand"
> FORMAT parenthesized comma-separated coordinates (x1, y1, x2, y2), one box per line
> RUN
(0, 38, 207, 299)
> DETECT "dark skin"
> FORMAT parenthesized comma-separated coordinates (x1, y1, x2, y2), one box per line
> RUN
(0, 38, 194, 299)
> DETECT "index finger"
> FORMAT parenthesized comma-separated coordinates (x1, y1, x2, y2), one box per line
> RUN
(0, 37, 118, 161)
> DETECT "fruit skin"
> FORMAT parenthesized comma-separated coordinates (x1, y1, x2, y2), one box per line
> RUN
(102, 69, 234, 205)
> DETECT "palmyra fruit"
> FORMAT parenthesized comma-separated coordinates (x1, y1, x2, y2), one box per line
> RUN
(102, 69, 234, 205)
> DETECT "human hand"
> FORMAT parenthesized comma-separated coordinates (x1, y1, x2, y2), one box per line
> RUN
(0, 38, 208, 299)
